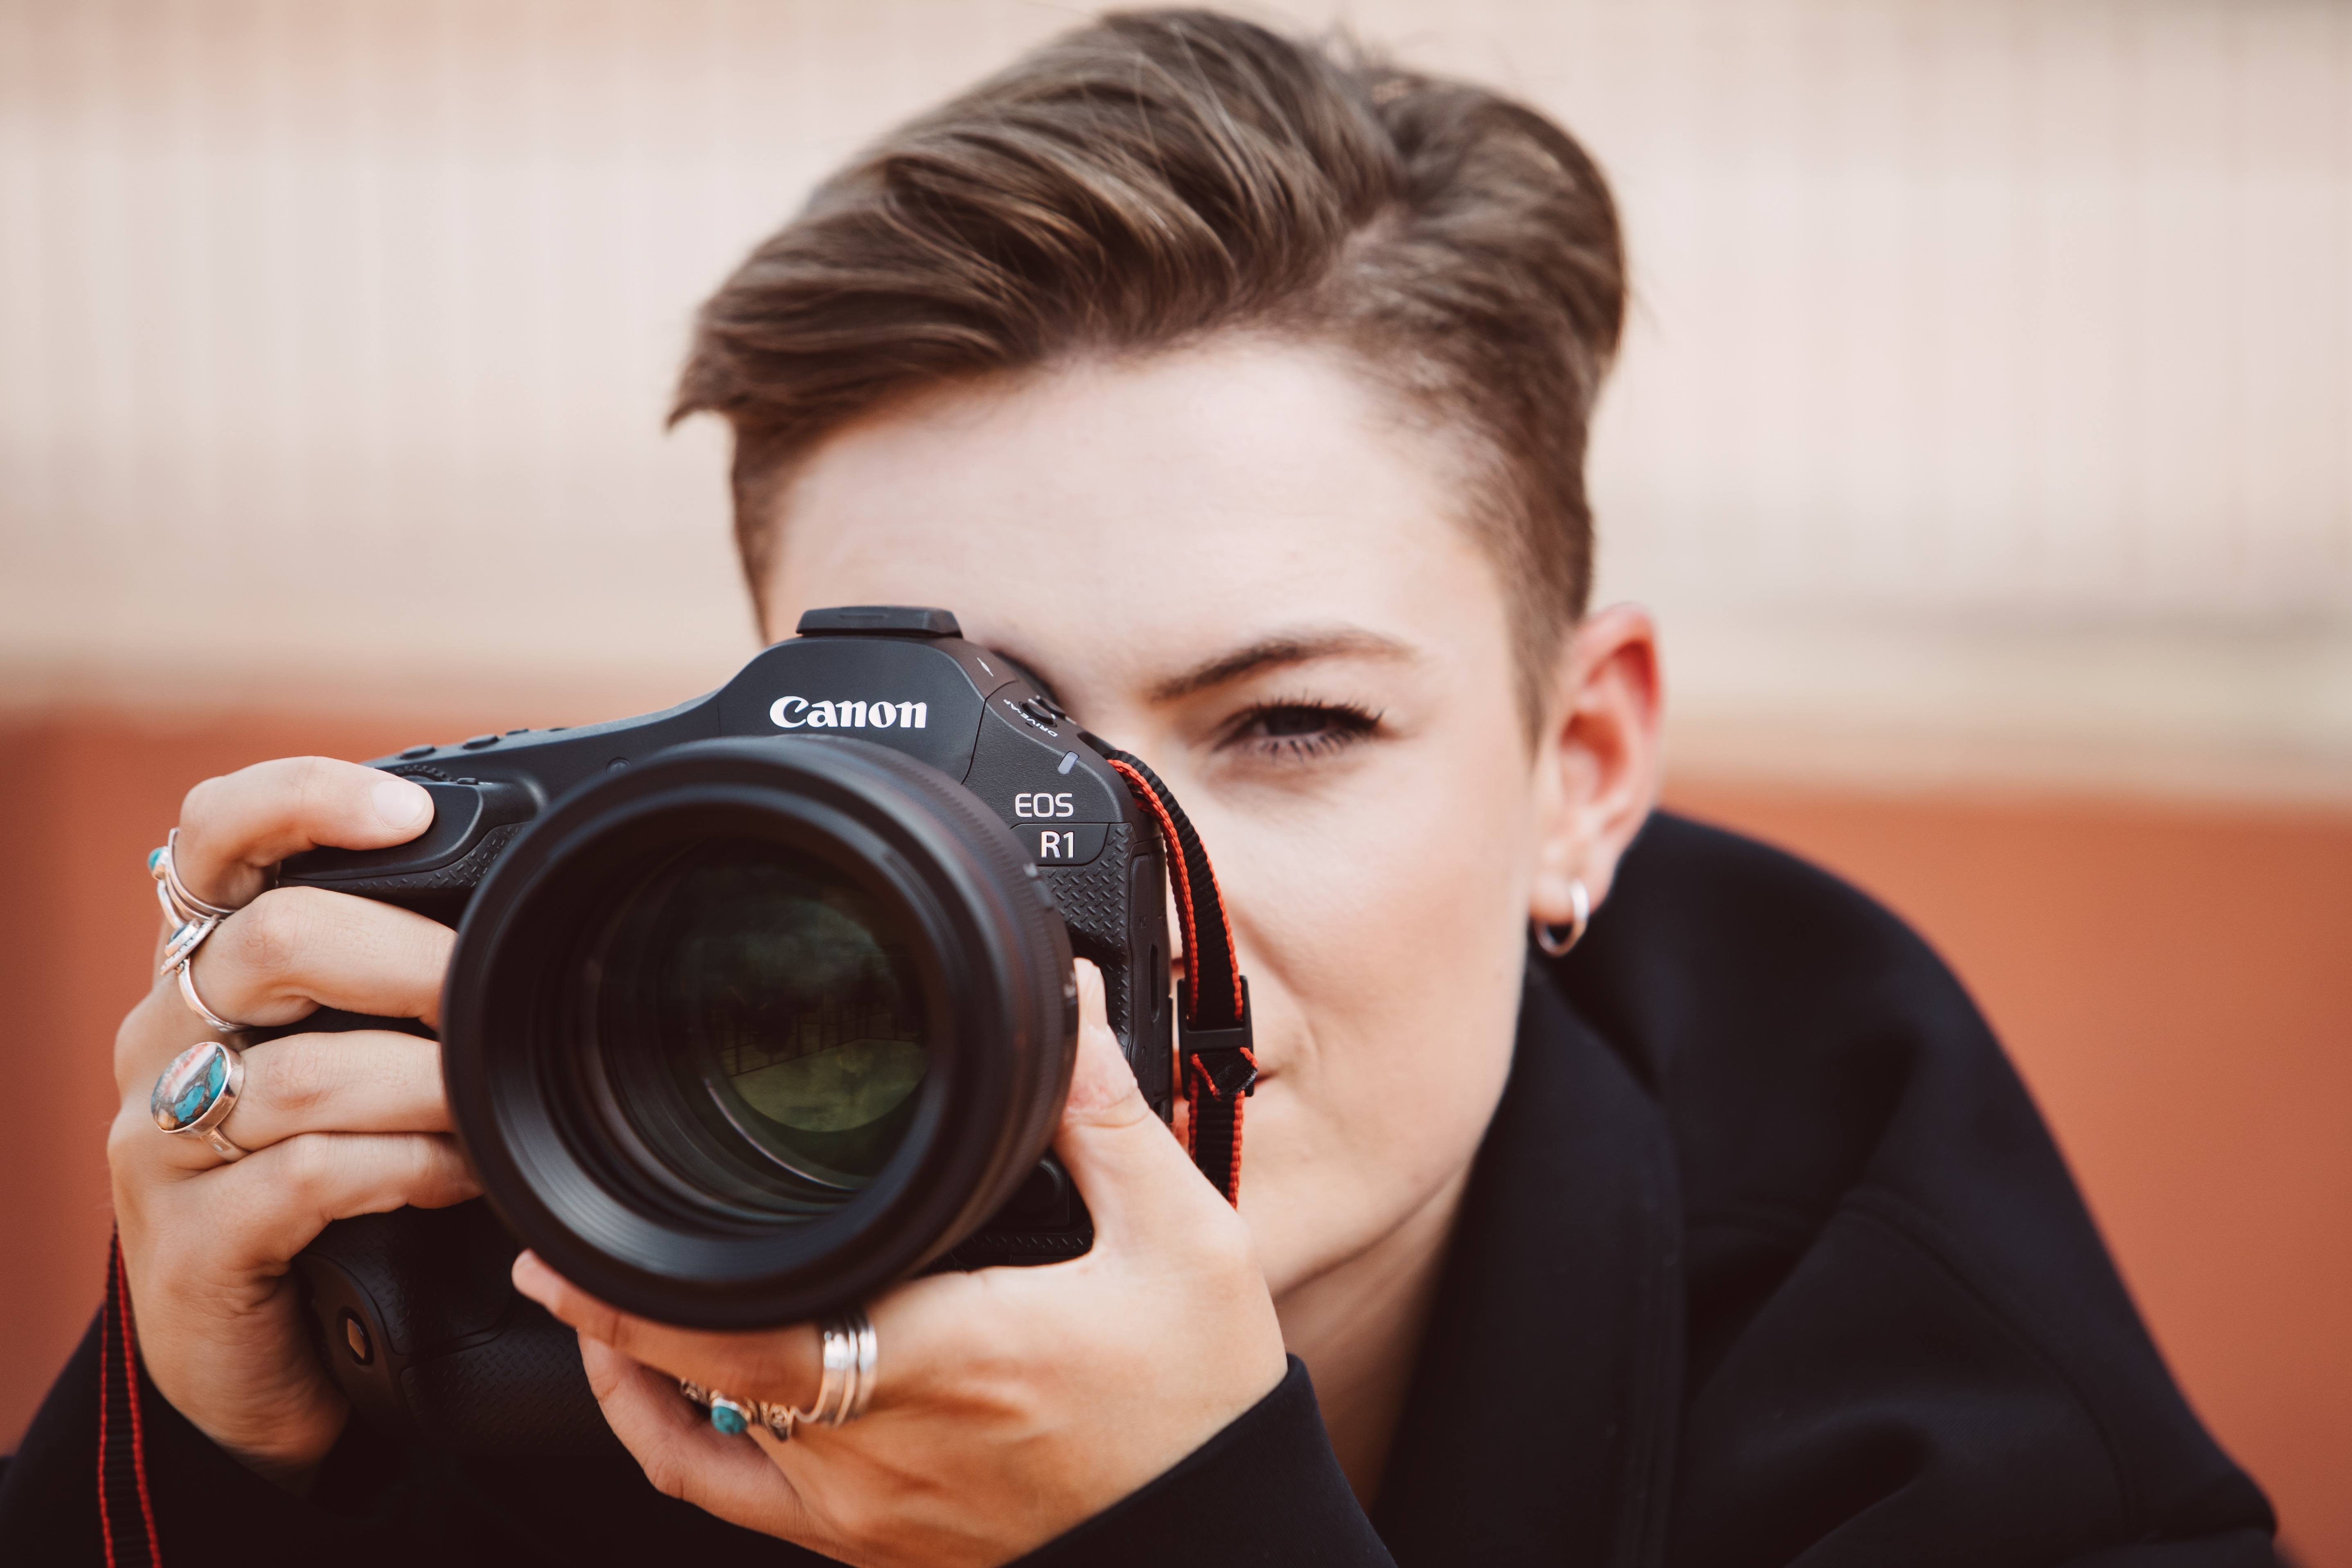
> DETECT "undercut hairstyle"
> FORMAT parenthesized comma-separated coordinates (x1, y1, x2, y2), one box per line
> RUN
(675, 7, 1627, 726)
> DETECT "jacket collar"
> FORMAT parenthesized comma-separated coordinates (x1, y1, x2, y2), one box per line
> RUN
(1371, 962, 1685, 1568)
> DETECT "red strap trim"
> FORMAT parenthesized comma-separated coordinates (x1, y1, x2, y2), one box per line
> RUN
(1100, 748, 1253, 1206)
(97, 1268, 114, 1568)
(117, 1244, 161, 1563)
(1225, 1067, 1249, 1200)
(99, 1235, 162, 1568)
(1104, 759, 1201, 1015)
(1182, 1045, 1255, 1203)
(1194, 855, 1244, 1023)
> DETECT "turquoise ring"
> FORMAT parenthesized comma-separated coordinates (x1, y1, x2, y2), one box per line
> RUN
(152, 1040, 250, 1163)
(677, 1379, 794, 1441)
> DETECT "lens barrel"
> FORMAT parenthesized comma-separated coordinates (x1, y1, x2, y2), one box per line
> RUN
(440, 736, 1076, 1329)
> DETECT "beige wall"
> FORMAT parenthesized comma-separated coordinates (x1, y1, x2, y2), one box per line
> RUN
(4, 0, 2349, 795)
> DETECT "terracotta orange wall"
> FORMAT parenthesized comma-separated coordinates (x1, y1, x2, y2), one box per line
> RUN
(1663, 779, 2352, 1568)
(3, 712, 2346, 1563)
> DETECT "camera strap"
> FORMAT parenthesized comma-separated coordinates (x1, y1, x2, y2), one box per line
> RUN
(96, 1231, 162, 1567)
(1095, 746, 1257, 1206)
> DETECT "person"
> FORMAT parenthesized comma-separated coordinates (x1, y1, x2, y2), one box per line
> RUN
(0, 11, 2281, 1566)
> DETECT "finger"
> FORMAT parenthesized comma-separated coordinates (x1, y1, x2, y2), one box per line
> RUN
(579, 1337, 814, 1534)
(205, 1131, 480, 1268)
(175, 756, 435, 910)
(513, 1252, 827, 1409)
(140, 1032, 451, 1173)
(185, 885, 454, 1033)
(1052, 959, 1233, 1250)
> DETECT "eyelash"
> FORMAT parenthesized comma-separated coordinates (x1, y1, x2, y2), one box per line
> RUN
(1222, 698, 1385, 760)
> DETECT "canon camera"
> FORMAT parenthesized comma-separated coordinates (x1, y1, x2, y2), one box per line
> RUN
(267, 605, 1250, 1454)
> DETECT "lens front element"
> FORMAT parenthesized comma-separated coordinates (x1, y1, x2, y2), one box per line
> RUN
(614, 842, 928, 1191)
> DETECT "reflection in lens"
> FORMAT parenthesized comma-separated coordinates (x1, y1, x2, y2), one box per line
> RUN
(602, 840, 929, 1199)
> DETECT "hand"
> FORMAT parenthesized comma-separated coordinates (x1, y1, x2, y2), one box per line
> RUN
(108, 758, 481, 1489)
(514, 960, 1289, 1568)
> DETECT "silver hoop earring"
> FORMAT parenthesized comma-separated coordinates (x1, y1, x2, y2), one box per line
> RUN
(1533, 878, 1591, 957)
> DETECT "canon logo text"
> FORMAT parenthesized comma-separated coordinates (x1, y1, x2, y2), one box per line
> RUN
(770, 697, 929, 731)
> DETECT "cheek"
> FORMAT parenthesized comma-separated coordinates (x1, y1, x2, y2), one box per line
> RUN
(1228, 737, 1539, 1023)
(1212, 740, 1540, 1275)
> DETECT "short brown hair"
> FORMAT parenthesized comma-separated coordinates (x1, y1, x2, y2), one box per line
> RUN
(676, 8, 1625, 721)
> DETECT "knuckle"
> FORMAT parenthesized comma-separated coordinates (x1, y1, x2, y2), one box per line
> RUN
(252, 1038, 335, 1119)
(636, 1442, 694, 1502)
(221, 887, 320, 974)
(1190, 1211, 1259, 1277)
(178, 773, 232, 838)
(822, 1489, 885, 1541)
(106, 1101, 153, 1174)
(293, 754, 344, 817)
(273, 1130, 342, 1194)
(113, 991, 173, 1092)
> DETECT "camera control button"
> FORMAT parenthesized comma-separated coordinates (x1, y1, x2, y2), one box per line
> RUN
(397, 744, 437, 760)
(1022, 821, 1108, 866)
(460, 733, 500, 750)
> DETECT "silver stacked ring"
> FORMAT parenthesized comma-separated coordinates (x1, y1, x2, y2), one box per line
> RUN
(150, 830, 247, 1034)
(678, 1307, 877, 1442)
(152, 828, 235, 926)
(805, 1309, 879, 1427)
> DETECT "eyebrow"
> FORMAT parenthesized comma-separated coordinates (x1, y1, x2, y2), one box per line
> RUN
(1145, 627, 1413, 704)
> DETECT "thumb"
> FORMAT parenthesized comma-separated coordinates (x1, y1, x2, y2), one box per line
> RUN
(1052, 959, 1230, 1250)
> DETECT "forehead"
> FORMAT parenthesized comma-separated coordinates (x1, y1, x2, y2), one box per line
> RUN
(760, 339, 1504, 670)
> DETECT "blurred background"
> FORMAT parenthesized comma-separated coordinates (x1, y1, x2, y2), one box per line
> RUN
(2, 0, 2346, 1557)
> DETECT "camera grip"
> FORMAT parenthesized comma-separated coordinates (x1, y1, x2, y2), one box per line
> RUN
(251, 1008, 617, 1455)
(296, 1202, 620, 1457)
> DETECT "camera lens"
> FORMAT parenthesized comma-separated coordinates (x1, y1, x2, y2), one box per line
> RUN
(595, 840, 930, 1196)
(442, 737, 1077, 1329)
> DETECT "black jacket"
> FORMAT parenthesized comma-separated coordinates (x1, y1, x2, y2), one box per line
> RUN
(1, 815, 2278, 1566)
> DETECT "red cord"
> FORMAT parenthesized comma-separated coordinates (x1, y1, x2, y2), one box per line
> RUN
(97, 1263, 114, 1568)
(99, 1236, 162, 1567)
(117, 1245, 162, 1563)
(1106, 759, 1201, 1018)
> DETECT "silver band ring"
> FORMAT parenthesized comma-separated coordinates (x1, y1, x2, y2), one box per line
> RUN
(678, 1305, 876, 1440)
(173, 951, 247, 1035)
(152, 831, 246, 1032)
(151, 1040, 250, 1162)
(810, 1308, 879, 1426)
(151, 829, 236, 926)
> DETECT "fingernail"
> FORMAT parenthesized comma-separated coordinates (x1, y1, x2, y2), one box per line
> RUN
(511, 1250, 552, 1301)
(372, 777, 432, 831)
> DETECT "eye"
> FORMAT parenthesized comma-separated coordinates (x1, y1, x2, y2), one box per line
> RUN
(1222, 699, 1384, 760)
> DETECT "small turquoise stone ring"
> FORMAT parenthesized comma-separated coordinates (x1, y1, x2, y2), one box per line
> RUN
(151, 1040, 250, 1163)
(677, 1380, 793, 1441)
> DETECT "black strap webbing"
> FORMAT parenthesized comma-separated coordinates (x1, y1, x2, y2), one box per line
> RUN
(1092, 744, 1257, 1204)
(98, 1232, 162, 1567)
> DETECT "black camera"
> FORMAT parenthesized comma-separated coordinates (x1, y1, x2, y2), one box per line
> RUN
(269, 606, 1248, 1454)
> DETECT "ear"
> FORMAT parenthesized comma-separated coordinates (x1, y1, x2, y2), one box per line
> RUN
(1529, 603, 1664, 926)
